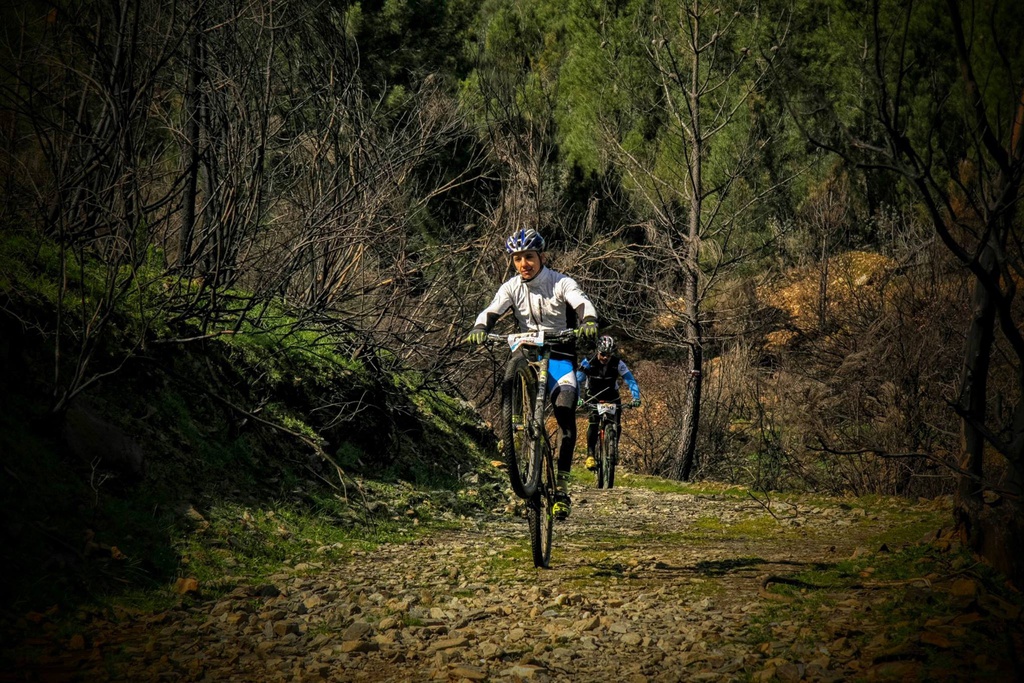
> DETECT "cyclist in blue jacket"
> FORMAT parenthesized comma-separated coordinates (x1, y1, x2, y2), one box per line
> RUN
(576, 335, 641, 471)
(464, 228, 599, 519)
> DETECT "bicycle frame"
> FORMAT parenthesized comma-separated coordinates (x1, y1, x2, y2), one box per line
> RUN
(582, 401, 629, 436)
(489, 329, 576, 497)
(487, 328, 576, 568)
(581, 400, 632, 489)
(525, 342, 555, 458)
(600, 413, 616, 452)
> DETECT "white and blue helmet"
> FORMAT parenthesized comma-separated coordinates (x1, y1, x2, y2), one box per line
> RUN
(597, 335, 616, 355)
(505, 228, 545, 254)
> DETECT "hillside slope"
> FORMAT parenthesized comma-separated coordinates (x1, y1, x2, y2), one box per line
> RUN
(0, 245, 501, 615)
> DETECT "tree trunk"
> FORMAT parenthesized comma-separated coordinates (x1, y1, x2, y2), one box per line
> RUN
(956, 244, 994, 501)
(954, 237, 1024, 587)
(178, 3, 203, 271)
(817, 229, 829, 332)
(676, 6, 704, 482)
(676, 299, 703, 481)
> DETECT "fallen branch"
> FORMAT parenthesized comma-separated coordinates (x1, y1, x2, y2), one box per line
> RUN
(152, 330, 237, 344)
(748, 490, 781, 520)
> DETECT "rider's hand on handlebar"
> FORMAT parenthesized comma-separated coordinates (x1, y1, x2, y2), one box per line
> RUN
(631, 398, 641, 408)
(575, 319, 599, 340)
(465, 328, 487, 345)
(577, 398, 584, 408)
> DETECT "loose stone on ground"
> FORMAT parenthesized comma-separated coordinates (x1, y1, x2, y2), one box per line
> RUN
(2, 484, 1017, 682)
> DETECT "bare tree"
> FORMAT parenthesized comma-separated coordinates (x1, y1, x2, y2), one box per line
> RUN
(584, 0, 790, 480)
(469, 9, 563, 243)
(803, 171, 851, 332)
(787, 0, 1024, 585)
(0, 0, 187, 411)
(2, 0, 490, 430)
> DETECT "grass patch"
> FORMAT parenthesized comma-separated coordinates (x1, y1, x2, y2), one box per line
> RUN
(616, 474, 751, 498)
(485, 545, 534, 576)
(572, 468, 597, 487)
(402, 613, 427, 628)
(746, 538, 1024, 679)
(171, 492, 446, 591)
(872, 509, 949, 547)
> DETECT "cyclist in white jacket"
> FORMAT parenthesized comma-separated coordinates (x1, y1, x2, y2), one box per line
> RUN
(465, 228, 599, 519)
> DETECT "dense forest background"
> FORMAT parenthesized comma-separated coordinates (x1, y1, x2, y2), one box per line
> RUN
(1, 0, 1022, 595)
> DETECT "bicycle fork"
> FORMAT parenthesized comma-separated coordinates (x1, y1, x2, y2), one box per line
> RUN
(531, 353, 552, 455)
(512, 354, 552, 461)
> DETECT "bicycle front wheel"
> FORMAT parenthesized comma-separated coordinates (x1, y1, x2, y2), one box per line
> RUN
(598, 423, 610, 489)
(599, 419, 615, 489)
(528, 443, 555, 568)
(501, 353, 542, 499)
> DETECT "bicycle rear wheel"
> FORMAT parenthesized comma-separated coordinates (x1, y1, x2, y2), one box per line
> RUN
(528, 443, 555, 568)
(605, 423, 618, 489)
(501, 353, 542, 499)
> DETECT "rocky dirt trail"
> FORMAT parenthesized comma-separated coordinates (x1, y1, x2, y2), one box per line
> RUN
(3, 481, 1022, 682)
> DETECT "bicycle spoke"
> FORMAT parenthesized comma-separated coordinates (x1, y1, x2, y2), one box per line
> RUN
(529, 442, 555, 568)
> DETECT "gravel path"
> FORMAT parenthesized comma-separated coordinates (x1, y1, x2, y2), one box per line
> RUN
(3, 481, 1020, 682)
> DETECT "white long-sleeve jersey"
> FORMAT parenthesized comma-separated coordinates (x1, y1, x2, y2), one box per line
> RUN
(473, 266, 597, 334)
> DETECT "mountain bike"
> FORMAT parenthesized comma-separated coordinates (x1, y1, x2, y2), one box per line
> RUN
(580, 400, 632, 489)
(487, 329, 577, 568)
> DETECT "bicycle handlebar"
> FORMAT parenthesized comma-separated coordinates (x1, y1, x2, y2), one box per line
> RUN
(484, 329, 578, 345)
(577, 399, 636, 411)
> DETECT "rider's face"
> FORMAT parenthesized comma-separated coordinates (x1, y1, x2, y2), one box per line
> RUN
(512, 251, 542, 279)
(597, 352, 610, 362)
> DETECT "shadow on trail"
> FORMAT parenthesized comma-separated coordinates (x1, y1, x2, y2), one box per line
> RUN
(690, 557, 836, 577)
(583, 556, 837, 581)
(590, 561, 629, 578)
